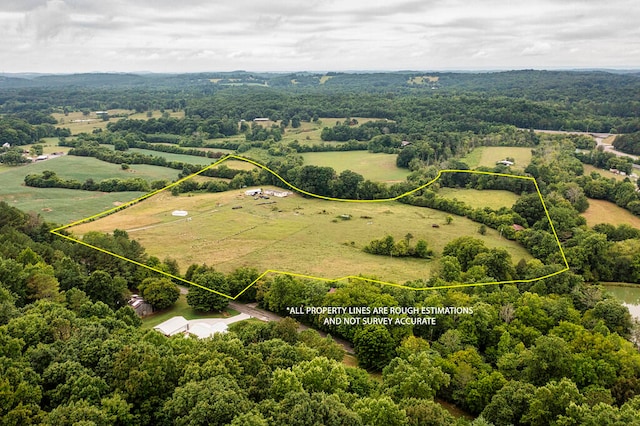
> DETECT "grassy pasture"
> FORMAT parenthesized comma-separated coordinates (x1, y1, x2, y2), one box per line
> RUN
(437, 188, 519, 209)
(0, 155, 179, 224)
(278, 117, 394, 146)
(582, 164, 628, 182)
(128, 110, 185, 120)
(301, 151, 409, 183)
(52, 109, 185, 135)
(581, 198, 640, 228)
(69, 188, 533, 285)
(462, 147, 533, 170)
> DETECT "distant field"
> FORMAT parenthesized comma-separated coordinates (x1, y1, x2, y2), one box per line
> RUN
(52, 110, 128, 134)
(279, 117, 394, 146)
(69, 188, 533, 285)
(438, 188, 520, 209)
(52, 109, 184, 135)
(462, 147, 533, 169)
(0, 156, 178, 224)
(301, 151, 409, 183)
(128, 110, 185, 120)
(582, 164, 628, 182)
(582, 198, 640, 228)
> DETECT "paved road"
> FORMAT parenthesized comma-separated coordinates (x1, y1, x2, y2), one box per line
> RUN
(178, 286, 354, 353)
(229, 301, 355, 354)
(530, 129, 640, 170)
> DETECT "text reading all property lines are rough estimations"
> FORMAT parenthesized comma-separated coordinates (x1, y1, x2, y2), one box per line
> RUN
(296, 306, 474, 315)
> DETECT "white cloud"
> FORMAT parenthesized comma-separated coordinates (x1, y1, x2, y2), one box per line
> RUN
(0, 0, 639, 72)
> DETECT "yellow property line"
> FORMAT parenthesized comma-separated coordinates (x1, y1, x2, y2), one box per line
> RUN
(51, 154, 570, 300)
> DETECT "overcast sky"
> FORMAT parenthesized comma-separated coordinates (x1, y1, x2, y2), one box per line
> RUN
(1, 0, 639, 73)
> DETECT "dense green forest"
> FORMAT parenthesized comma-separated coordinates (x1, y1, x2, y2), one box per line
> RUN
(2, 70, 640, 424)
(2, 197, 640, 425)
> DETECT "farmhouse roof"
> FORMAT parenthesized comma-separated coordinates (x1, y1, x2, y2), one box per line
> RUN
(154, 316, 188, 336)
(188, 322, 228, 338)
(512, 224, 525, 231)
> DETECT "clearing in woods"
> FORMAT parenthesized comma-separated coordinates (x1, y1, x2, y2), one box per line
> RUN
(53, 155, 568, 298)
(437, 188, 520, 210)
(581, 198, 640, 228)
(301, 151, 409, 183)
(461, 147, 533, 169)
(68, 187, 533, 286)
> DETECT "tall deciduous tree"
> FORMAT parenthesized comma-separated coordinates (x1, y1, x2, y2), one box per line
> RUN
(186, 271, 229, 312)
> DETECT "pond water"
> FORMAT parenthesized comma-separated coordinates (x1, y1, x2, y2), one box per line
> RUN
(604, 284, 640, 321)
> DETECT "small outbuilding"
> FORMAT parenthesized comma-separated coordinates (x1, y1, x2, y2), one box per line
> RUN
(172, 210, 188, 217)
(496, 160, 514, 166)
(128, 294, 153, 317)
(245, 188, 262, 196)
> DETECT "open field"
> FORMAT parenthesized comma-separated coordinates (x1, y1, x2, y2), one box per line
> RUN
(69, 187, 533, 285)
(278, 117, 394, 146)
(52, 109, 129, 134)
(52, 109, 185, 135)
(437, 188, 520, 209)
(462, 147, 533, 169)
(582, 198, 640, 228)
(0, 156, 179, 224)
(25, 139, 74, 154)
(301, 151, 409, 183)
(128, 110, 185, 120)
(140, 294, 239, 329)
(582, 164, 629, 182)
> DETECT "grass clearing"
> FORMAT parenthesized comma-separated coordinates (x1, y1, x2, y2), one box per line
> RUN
(52, 109, 185, 135)
(0, 155, 179, 224)
(462, 147, 533, 170)
(140, 294, 239, 329)
(437, 188, 519, 209)
(301, 151, 409, 183)
(582, 164, 628, 182)
(582, 198, 640, 228)
(69, 187, 533, 285)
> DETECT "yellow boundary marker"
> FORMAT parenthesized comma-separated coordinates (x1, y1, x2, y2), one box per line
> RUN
(51, 154, 569, 299)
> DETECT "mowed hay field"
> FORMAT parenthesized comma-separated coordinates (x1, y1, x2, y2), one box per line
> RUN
(301, 151, 409, 183)
(0, 155, 179, 224)
(69, 188, 533, 285)
(437, 188, 520, 209)
(462, 147, 533, 169)
(582, 198, 640, 228)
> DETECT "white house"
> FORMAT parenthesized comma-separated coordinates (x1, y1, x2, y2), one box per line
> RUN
(263, 189, 291, 198)
(154, 316, 189, 336)
(245, 188, 262, 196)
(188, 322, 228, 339)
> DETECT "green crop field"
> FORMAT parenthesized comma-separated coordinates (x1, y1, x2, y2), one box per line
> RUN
(68, 187, 533, 285)
(582, 198, 640, 228)
(301, 151, 409, 183)
(437, 188, 520, 209)
(462, 147, 533, 169)
(0, 156, 180, 224)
